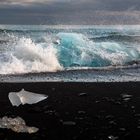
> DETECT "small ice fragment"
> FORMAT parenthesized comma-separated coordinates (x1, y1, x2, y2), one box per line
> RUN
(109, 121, 117, 125)
(8, 89, 48, 106)
(0, 116, 38, 134)
(78, 93, 87, 96)
(108, 135, 119, 140)
(121, 94, 132, 98)
(123, 98, 131, 101)
(121, 94, 132, 101)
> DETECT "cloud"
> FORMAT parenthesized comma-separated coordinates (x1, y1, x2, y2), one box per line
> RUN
(0, 0, 140, 11)
(0, 0, 49, 6)
(0, 0, 71, 5)
(0, 0, 140, 24)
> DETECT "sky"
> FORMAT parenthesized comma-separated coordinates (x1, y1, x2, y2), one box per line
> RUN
(0, 0, 140, 24)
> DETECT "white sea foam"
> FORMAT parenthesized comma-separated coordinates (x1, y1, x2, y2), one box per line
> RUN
(0, 37, 62, 74)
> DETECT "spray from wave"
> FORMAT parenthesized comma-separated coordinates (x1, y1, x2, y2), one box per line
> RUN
(56, 33, 140, 67)
(0, 31, 140, 75)
(0, 37, 62, 74)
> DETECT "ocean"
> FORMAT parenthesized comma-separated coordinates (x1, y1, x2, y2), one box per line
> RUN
(0, 25, 140, 82)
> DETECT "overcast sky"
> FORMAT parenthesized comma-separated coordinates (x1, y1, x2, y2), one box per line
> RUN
(0, 0, 140, 24)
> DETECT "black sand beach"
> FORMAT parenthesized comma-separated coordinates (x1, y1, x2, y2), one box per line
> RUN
(0, 82, 140, 140)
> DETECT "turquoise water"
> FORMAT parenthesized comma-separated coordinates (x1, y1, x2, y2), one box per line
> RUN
(0, 25, 140, 74)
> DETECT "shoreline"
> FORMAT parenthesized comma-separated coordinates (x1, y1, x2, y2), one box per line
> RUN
(1, 67, 140, 83)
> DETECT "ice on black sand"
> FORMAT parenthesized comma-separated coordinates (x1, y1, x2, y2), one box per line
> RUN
(108, 135, 119, 140)
(8, 89, 48, 106)
(121, 93, 133, 101)
(0, 116, 38, 133)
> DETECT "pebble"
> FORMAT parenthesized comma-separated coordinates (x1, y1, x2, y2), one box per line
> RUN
(78, 93, 87, 97)
(62, 121, 76, 126)
(119, 128, 126, 131)
(78, 111, 86, 114)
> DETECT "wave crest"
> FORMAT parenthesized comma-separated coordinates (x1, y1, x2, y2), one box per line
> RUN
(0, 37, 62, 74)
(56, 33, 140, 67)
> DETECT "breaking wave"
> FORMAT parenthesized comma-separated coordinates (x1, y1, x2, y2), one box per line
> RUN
(0, 37, 62, 74)
(0, 32, 140, 74)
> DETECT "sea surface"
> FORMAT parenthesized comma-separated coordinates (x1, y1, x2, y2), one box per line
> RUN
(0, 25, 140, 82)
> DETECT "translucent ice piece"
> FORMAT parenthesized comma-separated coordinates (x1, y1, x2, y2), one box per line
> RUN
(8, 89, 48, 106)
(0, 116, 39, 133)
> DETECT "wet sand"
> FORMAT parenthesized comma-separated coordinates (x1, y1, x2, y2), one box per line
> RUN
(0, 82, 140, 139)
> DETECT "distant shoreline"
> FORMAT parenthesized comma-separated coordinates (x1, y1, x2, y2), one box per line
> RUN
(1, 24, 140, 29)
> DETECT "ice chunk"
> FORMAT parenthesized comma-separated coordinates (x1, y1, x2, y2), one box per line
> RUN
(0, 116, 38, 133)
(8, 89, 48, 106)
(108, 135, 119, 140)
